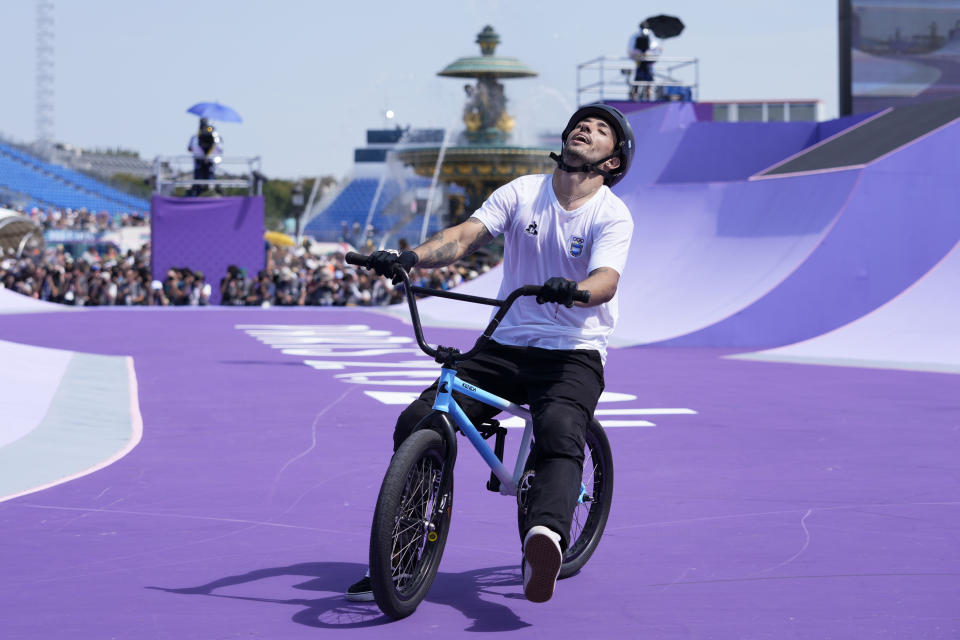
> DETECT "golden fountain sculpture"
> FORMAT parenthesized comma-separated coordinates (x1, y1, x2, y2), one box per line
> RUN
(395, 26, 555, 221)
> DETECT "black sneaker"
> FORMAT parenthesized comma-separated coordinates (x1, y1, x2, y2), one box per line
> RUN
(345, 575, 374, 602)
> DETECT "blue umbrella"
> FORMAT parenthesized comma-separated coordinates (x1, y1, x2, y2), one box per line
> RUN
(186, 102, 243, 123)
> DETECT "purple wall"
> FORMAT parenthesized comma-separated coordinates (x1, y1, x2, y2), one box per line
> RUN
(150, 196, 265, 305)
(658, 122, 818, 183)
(611, 103, 694, 187)
(657, 120, 960, 347)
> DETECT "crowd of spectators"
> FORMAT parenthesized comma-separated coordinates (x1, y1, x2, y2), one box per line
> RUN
(0, 243, 170, 306)
(17, 204, 149, 232)
(220, 241, 496, 308)
(1, 203, 500, 308)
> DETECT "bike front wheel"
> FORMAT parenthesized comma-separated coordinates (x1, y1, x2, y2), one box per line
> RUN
(369, 428, 453, 619)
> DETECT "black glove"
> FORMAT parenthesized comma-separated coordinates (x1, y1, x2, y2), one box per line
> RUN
(368, 250, 418, 284)
(536, 277, 578, 308)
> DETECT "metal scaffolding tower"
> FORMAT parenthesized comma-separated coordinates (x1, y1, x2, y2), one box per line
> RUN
(35, 0, 55, 148)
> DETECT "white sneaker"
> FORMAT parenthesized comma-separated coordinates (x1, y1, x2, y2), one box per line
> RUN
(522, 525, 562, 603)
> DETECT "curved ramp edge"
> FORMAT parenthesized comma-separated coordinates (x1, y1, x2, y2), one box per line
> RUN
(0, 288, 73, 315)
(0, 349, 143, 503)
(730, 238, 960, 374)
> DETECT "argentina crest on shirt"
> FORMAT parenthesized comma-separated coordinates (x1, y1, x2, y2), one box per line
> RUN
(568, 235, 585, 257)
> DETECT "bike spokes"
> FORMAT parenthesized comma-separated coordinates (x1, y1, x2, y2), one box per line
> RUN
(390, 456, 443, 594)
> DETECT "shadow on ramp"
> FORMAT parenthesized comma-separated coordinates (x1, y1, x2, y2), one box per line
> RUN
(148, 561, 532, 631)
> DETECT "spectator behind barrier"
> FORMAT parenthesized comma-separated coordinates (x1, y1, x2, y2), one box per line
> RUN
(1, 202, 497, 308)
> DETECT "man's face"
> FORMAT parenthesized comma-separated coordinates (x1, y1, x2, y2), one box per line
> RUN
(562, 116, 619, 169)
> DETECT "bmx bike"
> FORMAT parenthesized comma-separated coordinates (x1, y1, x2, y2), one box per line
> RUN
(345, 252, 614, 619)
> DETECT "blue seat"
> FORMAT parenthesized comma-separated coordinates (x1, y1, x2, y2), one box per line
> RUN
(0, 143, 149, 214)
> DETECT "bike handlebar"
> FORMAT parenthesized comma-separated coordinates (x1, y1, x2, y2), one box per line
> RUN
(345, 251, 590, 364)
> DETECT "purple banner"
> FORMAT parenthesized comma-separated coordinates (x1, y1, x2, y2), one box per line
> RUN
(150, 196, 264, 305)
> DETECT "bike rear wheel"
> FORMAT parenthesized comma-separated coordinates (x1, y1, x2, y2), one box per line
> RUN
(518, 418, 614, 579)
(369, 428, 453, 619)
(562, 418, 614, 578)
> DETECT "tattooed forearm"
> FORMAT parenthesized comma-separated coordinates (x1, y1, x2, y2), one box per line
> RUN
(413, 218, 492, 268)
(465, 227, 494, 254)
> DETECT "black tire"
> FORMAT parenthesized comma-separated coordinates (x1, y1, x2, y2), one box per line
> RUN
(369, 429, 453, 619)
(561, 419, 613, 578)
(518, 419, 614, 579)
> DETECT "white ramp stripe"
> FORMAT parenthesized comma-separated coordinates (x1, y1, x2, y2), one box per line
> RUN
(246, 329, 393, 336)
(281, 348, 423, 357)
(256, 336, 412, 344)
(595, 408, 697, 416)
(305, 360, 435, 370)
(239, 325, 697, 430)
(497, 416, 656, 428)
(337, 371, 439, 386)
(598, 392, 637, 403)
(365, 391, 421, 405)
(236, 324, 375, 331)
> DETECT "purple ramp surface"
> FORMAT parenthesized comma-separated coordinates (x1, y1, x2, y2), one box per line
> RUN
(660, 117, 960, 347)
(612, 170, 857, 345)
(151, 195, 265, 304)
(611, 103, 696, 186)
(657, 121, 817, 184)
(413, 110, 858, 342)
(735, 236, 960, 374)
(0, 307, 957, 638)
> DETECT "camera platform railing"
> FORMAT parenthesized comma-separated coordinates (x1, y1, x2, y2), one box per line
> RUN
(577, 55, 699, 104)
(152, 155, 264, 196)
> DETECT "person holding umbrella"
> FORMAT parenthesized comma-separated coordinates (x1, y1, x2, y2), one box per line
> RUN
(185, 102, 242, 197)
(627, 21, 662, 101)
(626, 15, 685, 102)
(187, 118, 223, 196)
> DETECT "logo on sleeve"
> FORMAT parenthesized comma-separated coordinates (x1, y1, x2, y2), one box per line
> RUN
(525, 221, 538, 236)
(569, 235, 585, 257)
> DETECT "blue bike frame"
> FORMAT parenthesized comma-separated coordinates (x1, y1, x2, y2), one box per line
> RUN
(343, 250, 592, 501)
(432, 367, 533, 496)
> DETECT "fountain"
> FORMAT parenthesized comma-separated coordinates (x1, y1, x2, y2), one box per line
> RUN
(395, 26, 556, 223)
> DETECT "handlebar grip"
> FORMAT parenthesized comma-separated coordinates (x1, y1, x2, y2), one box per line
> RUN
(573, 289, 591, 304)
(344, 252, 369, 267)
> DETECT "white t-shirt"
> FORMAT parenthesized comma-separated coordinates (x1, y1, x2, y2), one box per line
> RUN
(472, 174, 634, 363)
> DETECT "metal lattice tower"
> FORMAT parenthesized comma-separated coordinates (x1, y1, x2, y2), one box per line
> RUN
(35, 0, 55, 147)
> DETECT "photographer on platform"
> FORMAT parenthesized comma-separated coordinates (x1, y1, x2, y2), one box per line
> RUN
(187, 118, 223, 196)
(627, 21, 661, 101)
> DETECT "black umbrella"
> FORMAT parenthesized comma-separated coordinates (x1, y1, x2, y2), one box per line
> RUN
(643, 14, 685, 39)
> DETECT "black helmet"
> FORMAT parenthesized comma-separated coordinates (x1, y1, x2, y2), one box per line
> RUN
(557, 103, 635, 187)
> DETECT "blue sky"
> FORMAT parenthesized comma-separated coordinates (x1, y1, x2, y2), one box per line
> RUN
(1, 0, 837, 179)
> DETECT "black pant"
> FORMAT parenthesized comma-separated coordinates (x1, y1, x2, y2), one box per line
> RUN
(191, 159, 213, 196)
(393, 340, 605, 551)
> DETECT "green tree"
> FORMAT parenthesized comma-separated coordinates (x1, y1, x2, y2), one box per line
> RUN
(261, 177, 337, 231)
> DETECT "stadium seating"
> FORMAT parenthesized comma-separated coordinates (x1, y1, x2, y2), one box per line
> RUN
(0, 142, 149, 214)
(302, 176, 446, 244)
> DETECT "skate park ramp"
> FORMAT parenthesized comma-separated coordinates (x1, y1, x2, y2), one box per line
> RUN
(732, 235, 960, 374)
(0, 337, 142, 503)
(408, 102, 840, 331)
(759, 97, 960, 176)
(411, 99, 960, 355)
(0, 287, 71, 314)
(1, 301, 958, 638)
(2, 101, 958, 637)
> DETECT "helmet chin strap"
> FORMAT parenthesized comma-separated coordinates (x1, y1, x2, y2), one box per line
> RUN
(550, 151, 618, 182)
